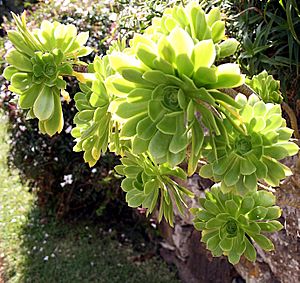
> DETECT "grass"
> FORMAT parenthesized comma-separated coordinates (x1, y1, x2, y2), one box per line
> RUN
(0, 111, 180, 283)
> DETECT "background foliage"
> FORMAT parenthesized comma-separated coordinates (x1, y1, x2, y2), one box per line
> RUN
(201, 0, 300, 117)
(0, 0, 189, 219)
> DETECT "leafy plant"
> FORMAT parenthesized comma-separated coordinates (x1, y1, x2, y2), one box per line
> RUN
(3, 2, 299, 264)
(115, 151, 193, 225)
(0, 2, 121, 220)
(191, 185, 283, 264)
(246, 70, 283, 104)
(3, 13, 92, 136)
(199, 93, 297, 195)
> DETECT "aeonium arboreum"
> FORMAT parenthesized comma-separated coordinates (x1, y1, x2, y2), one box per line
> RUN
(3, 3, 299, 266)
(246, 70, 282, 104)
(191, 184, 283, 264)
(200, 94, 299, 194)
(72, 55, 120, 166)
(106, 17, 245, 169)
(145, 3, 239, 60)
(4, 48, 73, 136)
(115, 151, 194, 225)
(3, 12, 92, 135)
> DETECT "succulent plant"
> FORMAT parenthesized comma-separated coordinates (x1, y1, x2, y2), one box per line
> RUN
(3, 12, 92, 135)
(115, 151, 193, 225)
(200, 93, 298, 194)
(3, 2, 299, 265)
(71, 55, 118, 166)
(192, 184, 283, 264)
(145, 3, 239, 59)
(246, 70, 283, 104)
(105, 5, 245, 168)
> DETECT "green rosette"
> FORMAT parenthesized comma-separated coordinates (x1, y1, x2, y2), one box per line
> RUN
(200, 94, 299, 194)
(192, 184, 283, 264)
(3, 12, 92, 135)
(72, 56, 118, 166)
(145, 2, 239, 59)
(246, 70, 283, 104)
(115, 151, 193, 226)
(106, 6, 245, 169)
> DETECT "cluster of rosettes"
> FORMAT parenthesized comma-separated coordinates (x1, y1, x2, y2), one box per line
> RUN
(200, 93, 298, 195)
(247, 70, 282, 104)
(191, 185, 283, 264)
(3, 13, 92, 135)
(72, 56, 117, 166)
(115, 151, 193, 225)
(3, 3, 299, 266)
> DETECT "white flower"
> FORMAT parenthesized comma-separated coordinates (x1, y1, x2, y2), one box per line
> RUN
(43, 256, 49, 261)
(63, 174, 73, 184)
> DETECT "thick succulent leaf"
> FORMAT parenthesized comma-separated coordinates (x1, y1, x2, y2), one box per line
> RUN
(264, 206, 282, 220)
(249, 234, 274, 251)
(207, 64, 244, 89)
(149, 131, 172, 160)
(224, 158, 240, 187)
(207, 7, 221, 26)
(136, 117, 157, 140)
(264, 143, 299, 160)
(199, 164, 213, 178)
(192, 39, 216, 69)
(120, 113, 146, 137)
(244, 237, 256, 262)
(43, 91, 63, 136)
(7, 30, 35, 56)
(211, 20, 225, 43)
(257, 221, 283, 232)
(168, 27, 194, 56)
(6, 49, 32, 72)
(253, 191, 275, 207)
(247, 206, 268, 220)
(116, 101, 147, 119)
(218, 38, 239, 58)
(33, 86, 54, 121)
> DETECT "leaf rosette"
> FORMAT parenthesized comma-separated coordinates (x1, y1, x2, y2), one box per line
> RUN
(115, 151, 194, 225)
(72, 56, 118, 166)
(4, 48, 73, 136)
(106, 7, 245, 168)
(145, 3, 239, 59)
(192, 185, 283, 264)
(3, 13, 92, 135)
(200, 94, 299, 194)
(246, 70, 283, 104)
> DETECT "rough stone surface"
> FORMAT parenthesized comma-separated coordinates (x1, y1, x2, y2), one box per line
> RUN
(158, 156, 300, 283)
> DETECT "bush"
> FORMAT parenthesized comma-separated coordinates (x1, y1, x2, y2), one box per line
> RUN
(0, 0, 120, 219)
(0, 0, 195, 219)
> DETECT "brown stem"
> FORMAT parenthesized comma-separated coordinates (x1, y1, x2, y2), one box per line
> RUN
(281, 102, 300, 139)
(219, 88, 238, 98)
(234, 84, 255, 97)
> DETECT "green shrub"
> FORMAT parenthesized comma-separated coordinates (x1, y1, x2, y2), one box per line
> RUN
(3, 1, 299, 266)
(0, 0, 121, 219)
